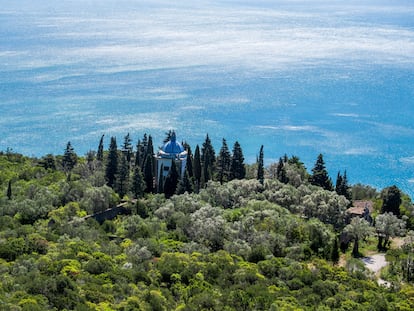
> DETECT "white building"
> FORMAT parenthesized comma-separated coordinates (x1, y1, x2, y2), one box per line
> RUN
(154, 131, 187, 191)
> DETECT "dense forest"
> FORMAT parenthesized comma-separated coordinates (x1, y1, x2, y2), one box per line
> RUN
(0, 132, 414, 310)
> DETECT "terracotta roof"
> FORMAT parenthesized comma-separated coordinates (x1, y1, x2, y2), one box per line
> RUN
(346, 200, 374, 215)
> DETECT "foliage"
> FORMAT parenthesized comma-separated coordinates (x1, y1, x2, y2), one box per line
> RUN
(309, 154, 333, 191)
(0, 139, 413, 310)
(343, 217, 374, 257)
(375, 212, 406, 251)
(381, 185, 402, 216)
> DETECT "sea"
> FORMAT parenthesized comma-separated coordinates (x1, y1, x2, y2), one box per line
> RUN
(1, 0, 414, 198)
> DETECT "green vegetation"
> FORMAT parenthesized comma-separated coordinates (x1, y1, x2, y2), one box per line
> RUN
(0, 134, 414, 310)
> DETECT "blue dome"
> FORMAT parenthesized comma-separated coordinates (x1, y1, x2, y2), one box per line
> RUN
(162, 132, 184, 154)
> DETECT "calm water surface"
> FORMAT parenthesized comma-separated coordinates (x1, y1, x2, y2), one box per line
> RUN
(1, 0, 414, 196)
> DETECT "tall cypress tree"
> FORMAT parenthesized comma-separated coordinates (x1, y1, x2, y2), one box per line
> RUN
(135, 139, 143, 167)
(216, 138, 231, 184)
(131, 166, 145, 198)
(230, 141, 246, 180)
(97, 134, 104, 162)
(7, 180, 12, 200)
(164, 160, 179, 198)
(381, 185, 401, 216)
(106, 137, 118, 188)
(147, 135, 154, 160)
(201, 134, 215, 184)
(143, 153, 154, 193)
(158, 164, 164, 194)
(116, 154, 129, 198)
(122, 133, 133, 164)
(257, 145, 264, 185)
(276, 157, 288, 184)
(335, 170, 350, 199)
(193, 145, 202, 191)
(331, 237, 340, 265)
(177, 168, 193, 195)
(186, 145, 193, 178)
(310, 154, 333, 191)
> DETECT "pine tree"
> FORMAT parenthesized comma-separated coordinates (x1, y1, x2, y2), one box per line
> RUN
(230, 141, 246, 180)
(164, 160, 179, 198)
(7, 180, 12, 200)
(97, 134, 104, 162)
(163, 130, 173, 143)
(105, 137, 118, 188)
(310, 154, 333, 191)
(62, 141, 77, 180)
(257, 145, 264, 185)
(143, 153, 154, 193)
(131, 166, 145, 198)
(193, 145, 202, 191)
(216, 138, 231, 184)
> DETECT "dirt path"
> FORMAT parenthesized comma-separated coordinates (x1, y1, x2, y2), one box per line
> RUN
(361, 254, 387, 274)
(361, 253, 390, 287)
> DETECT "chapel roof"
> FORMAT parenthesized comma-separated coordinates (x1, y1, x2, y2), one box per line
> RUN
(161, 131, 184, 154)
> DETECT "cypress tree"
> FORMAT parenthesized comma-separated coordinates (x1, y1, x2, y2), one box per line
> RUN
(201, 134, 215, 183)
(131, 166, 145, 198)
(177, 168, 193, 195)
(116, 154, 129, 198)
(342, 170, 351, 200)
(335, 172, 343, 194)
(143, 153, 154, 193)
(193, 145, 202, 191)
(164, 160, 179, 198)
(216, 138, 231, 184)
(158, 164, 164, 194)
(310, 154, 333, 191)
(106, 137, 118, 188)
(7, 180, 12, 200)
(147, 135, 154, 160)
(331, 238, 340, 265)
(185, 145, 194, 178)
(122, 133, 133, 164)
(230, 141, 246, 180)
(257, 145, 264, 185)
(97, 134, 104, 162)
(276, 157, 288, 184)
(381, 185, 401, 216)
(335, 170, 350, 199)
(135, 139, 143, 167)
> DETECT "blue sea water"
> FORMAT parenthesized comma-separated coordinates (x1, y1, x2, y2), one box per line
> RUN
(1, 0, 414, 197)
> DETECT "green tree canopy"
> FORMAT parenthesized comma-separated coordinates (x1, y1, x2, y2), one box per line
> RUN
(381, 185, 402, 216)
(310, 154, 333, 191)
(230, 141, 246, 180)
